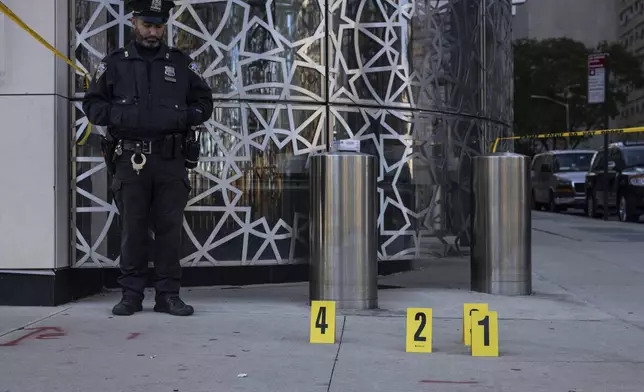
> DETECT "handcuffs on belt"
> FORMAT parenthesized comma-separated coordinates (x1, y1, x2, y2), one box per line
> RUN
(113, 140, 147, 175)
(131, 151, 147, 175)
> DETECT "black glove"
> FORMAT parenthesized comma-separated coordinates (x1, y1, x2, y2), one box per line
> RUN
(183, 130, 201, 169)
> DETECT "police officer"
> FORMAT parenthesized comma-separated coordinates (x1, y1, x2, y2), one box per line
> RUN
(82, 0, 213, 316)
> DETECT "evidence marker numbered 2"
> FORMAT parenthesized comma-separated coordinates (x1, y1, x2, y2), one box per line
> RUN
(405, 308, 432, 353)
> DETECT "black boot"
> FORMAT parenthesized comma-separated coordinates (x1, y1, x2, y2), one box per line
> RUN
(154, 295, 194, 316)
(112, 296, 143, 316)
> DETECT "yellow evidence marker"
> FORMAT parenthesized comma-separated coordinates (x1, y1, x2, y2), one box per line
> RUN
(471, 310, 499, 357)
(310, 301, 336, 344)
(405, 308, 432, 353)
(463, 303, 488, 346)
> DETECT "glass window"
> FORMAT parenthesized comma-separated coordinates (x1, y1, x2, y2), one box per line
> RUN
(592, 151, 605, 171)
(623, 147, 644, 167)
(554, 152, 595, 172)
(609, 148, 624, 170)
(544, 154, 554, 171)
(555, 152, 594, 173)
(545, 154, 555, 173)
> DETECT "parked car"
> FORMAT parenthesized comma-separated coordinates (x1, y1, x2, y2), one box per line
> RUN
(585, 141, 644, 222)
(531, 150, 596, 212)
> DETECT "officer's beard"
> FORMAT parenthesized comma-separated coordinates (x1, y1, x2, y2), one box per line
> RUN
(134, 30, 162, 48)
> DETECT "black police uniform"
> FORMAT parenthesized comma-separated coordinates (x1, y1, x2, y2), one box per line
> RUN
(82, 0, 213, 316)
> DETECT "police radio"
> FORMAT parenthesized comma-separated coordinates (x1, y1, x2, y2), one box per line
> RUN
(184, 127, 202, 169)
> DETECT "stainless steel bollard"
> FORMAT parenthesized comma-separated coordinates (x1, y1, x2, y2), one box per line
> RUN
(471, 152, 532, 295)
(309, 151, 378, 309)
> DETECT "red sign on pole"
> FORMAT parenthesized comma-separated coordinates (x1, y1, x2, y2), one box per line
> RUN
(588, 53, 608, 104)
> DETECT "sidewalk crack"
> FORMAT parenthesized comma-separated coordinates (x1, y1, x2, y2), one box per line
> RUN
(0, 306, 71, 339)
(326, 316, 346, 392)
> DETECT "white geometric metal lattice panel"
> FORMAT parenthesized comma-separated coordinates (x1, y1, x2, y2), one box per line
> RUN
(72, 0, 512, 267)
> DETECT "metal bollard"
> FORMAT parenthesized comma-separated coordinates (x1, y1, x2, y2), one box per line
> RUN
(470, 152, 532, 295)
(309, 151, 378, 310)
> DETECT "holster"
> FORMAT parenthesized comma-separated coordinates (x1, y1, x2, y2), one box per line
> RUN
(100, 133, 117, 175)
(183, 129, 201, 169)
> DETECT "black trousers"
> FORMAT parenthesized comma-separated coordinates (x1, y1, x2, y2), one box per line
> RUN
(111, 150, 191, 301)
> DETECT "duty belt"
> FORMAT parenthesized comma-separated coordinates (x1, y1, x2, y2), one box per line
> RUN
(120, 139, 164, 155)
(115, 135, 185, 175)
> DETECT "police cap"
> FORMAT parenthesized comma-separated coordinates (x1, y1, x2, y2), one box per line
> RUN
(127, 0, 175, 24)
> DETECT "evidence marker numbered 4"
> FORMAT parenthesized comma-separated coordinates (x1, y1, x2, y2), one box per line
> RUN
(309, 300, 336, 344)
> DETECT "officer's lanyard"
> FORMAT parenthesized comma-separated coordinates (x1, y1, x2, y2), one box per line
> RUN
(0, 1, 93, 146)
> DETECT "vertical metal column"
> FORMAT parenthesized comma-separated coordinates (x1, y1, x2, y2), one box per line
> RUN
(471, 153, 532, 295)
(309, 151, 378, 310)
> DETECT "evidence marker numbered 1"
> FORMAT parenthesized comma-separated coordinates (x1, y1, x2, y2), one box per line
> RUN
(405, 308, 432, 353)
(471, 310, 499, 357)
(309, 300, 336, 344)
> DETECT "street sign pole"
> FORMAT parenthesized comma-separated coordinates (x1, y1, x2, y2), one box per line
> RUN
(588, 52, 609, 221)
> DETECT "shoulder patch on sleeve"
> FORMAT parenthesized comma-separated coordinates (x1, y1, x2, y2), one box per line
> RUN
(94, 62, 107, 81)
(189, 61, 202, 78)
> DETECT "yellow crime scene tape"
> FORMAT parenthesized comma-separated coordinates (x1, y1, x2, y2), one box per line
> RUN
(491, 126, 644, 152)
(0, 1, 93, 145)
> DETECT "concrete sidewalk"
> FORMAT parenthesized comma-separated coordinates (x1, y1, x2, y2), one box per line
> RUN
(1, 211, 644, 392)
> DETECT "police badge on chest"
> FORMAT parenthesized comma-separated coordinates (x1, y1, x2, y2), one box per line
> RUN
(164, 65, 176, 82)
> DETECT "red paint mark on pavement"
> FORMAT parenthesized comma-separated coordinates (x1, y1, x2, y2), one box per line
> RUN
(0, 327, 66, 347)
(127, 333, 141, 340)
(36, 332, 66, 340)
(419, 380, 479, 384)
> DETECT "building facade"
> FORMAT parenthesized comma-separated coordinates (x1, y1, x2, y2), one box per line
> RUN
(512, 0, 617, 47)
(617, 0, 644, 128)
(0, 0, 513, 306)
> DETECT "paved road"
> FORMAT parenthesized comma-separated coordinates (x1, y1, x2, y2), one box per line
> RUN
(546, 205, 644, 225)
(1, 211, 643, 392)
(533, 208, 644, 241)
